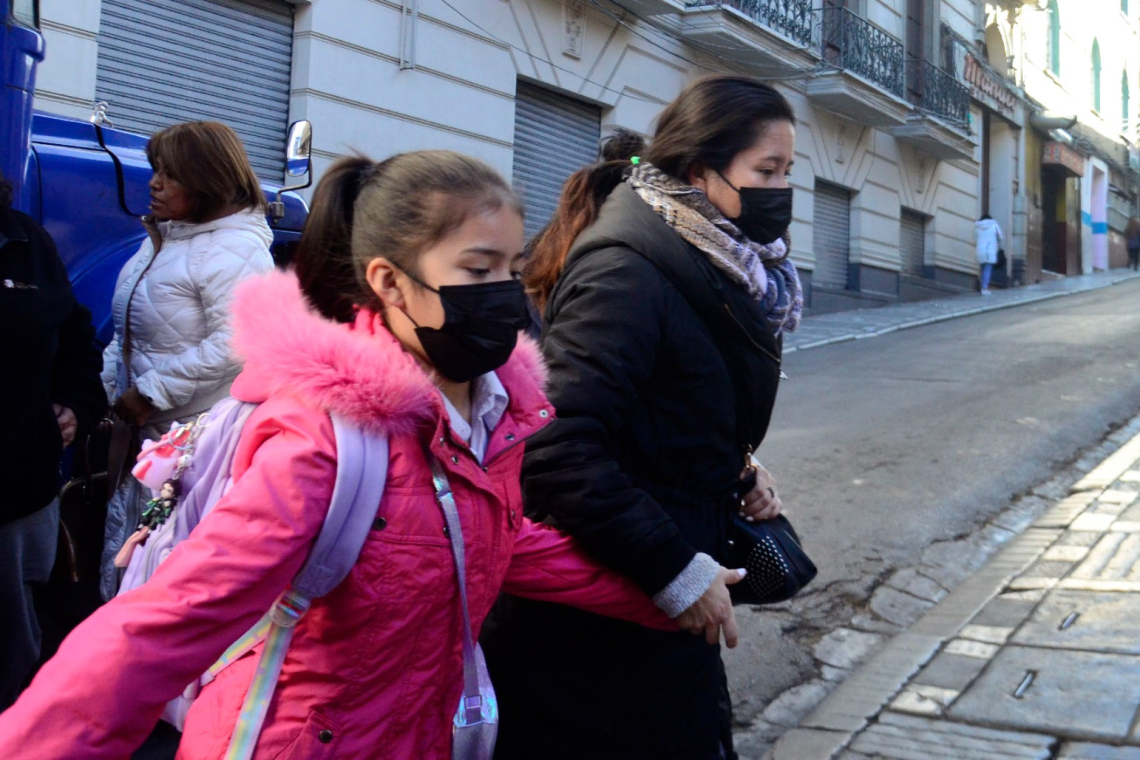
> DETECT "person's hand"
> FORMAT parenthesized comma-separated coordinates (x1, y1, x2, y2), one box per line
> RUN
(113, 526, 150, 568)
(96, 413, 114, 434)
(113, 387, 156, 427)
(740, 464, 782, 522)
(674, 567, 746, 648)
(53, 404, 78, 448)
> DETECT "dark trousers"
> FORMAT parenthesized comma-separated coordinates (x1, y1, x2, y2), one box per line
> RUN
(1128, 247, 1139, 271)
(485, 597, 734, 760)
(0, 500, 58, 711)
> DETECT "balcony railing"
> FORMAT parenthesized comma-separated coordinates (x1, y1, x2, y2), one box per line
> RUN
(713, 0, 814, 45)
(904, 59, 970, 128)
(815, 7, 904, 98)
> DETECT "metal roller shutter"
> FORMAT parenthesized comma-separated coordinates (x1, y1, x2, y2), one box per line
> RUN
(813, 181, 851, 289)
(900, 209, 926, 275)
(512, 81, 602, 239)
(95, 0, 293, 181)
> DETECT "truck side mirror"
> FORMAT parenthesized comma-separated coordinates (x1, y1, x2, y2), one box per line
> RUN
(270, 119, 313, 221)
(285, 120, 312, 178)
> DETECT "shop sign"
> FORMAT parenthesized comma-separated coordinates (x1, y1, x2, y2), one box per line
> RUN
(964, 55, 1018, 113)
(1043, 141, 1086, 177)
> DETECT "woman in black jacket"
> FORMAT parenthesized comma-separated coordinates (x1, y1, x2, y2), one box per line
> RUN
(0, 172, 105, 709)
(483, 75, 801, 759)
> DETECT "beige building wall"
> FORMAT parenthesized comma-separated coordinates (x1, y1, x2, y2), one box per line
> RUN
(34, 0, 992, 307)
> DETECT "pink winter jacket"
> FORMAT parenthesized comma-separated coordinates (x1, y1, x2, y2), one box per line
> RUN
(0, 271, 673, 759)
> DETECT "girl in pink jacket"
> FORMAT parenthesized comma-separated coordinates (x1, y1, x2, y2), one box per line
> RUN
(0, 152, 683, 758)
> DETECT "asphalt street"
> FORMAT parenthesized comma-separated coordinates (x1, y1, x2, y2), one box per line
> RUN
(726, 278, 1140, 731)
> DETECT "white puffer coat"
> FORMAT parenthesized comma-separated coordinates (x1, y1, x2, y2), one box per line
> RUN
(101, 209, 274, 421)
(974, 218, 1003, 264)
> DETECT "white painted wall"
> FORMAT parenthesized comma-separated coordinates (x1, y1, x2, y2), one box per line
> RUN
(1008, 0, 1138, 270)
(1015, 0, 1138, 144)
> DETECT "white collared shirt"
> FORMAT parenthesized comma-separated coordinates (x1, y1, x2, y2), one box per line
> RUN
(439, 371, 510, 464)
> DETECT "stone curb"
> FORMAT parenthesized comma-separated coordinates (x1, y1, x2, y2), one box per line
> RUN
(763, 428, 1140, 759)
(1072, 429, 1140, 492)
(783, 271, 1140, 356)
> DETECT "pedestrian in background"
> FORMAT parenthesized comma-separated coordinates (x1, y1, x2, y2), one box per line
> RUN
(1125, 217, 1140, 271)
(0, 151, 677, 759)
(99, 121, 274, 600)
(483, 74, 799, 760)
(0, 170, 105, 710)
(975, 213, 1002, 295)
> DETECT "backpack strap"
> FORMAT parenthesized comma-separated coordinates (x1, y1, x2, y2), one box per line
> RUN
(292, 414, 390, 598)
(223, 415, 389, 760)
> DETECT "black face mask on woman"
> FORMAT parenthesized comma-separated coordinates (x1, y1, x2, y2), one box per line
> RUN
(399, 272, 529, 383)
(717, 172, 794, 246)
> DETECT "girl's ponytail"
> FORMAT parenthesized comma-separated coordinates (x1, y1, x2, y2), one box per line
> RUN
(294, 156, 374, 323)
(524, 129, 646, 311)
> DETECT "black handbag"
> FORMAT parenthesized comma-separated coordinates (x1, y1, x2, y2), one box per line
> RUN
(726, 468, 817, 605)
(55, 432, 110, 583)
(727, 514, 817, 605)
(995, 248, 1007, 269)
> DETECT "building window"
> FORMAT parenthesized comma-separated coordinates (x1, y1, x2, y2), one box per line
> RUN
(1047, 0, 1060, 76)
(1092, 40, 1102, 112)
(1124, 72, 1131, 134)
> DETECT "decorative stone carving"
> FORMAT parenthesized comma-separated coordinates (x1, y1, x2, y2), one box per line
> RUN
(563, 1, 585, 59)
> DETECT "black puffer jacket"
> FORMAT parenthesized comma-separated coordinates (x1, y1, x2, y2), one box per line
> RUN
(0, 207, 105, 525)
(484, 184, 782, 759)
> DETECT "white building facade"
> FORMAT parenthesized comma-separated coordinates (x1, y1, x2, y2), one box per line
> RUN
(986, 0, 1140, 279)
(38, 0, 995, 311)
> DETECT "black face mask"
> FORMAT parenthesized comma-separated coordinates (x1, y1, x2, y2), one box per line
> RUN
(718, 173, 794, 245)
(400, 275, 529, 383)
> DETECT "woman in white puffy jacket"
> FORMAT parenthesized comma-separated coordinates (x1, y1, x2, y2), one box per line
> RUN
(974, 213, 1003, 295)
(100, 121, 274, 599)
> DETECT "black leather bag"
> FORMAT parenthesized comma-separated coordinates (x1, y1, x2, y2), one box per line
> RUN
(726, 468, 817, 605)
(727, 514, 817, 605)
(995, 248, 1007, 269)
(55, 433, 110, 583)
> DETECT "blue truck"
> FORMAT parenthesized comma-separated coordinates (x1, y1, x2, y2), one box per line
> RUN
(2, 0, 310, 345)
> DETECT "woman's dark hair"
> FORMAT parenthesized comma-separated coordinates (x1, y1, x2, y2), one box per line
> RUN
(295, 151, 523, 323)
(146, 121, 267, 223)
(980, 213, 992, 221)
(525, 75, 796, 309)
(523, 128, 644, 296)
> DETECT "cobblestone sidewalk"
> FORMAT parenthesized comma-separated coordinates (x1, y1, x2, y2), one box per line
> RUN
(786, 269, 1140, 355)
(764, 424, 1140, 759)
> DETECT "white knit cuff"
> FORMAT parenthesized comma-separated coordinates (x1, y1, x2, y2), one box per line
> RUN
(652, 552, 720, 619)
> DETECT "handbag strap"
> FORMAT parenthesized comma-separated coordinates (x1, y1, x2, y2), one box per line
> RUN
(426, 453, 484, 726)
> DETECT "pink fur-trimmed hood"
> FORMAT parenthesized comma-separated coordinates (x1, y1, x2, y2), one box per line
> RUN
(228, 270, 548, 437)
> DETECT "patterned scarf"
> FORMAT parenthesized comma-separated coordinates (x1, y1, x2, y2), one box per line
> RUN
(627, 162, 802, 335)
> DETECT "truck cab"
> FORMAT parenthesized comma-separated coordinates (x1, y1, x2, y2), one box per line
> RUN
(2, 0, 309, 344)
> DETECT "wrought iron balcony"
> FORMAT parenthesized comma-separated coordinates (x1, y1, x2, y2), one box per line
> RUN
(709, 0, 813, 45)
(904, 59, 970, 129)
(815, 7, 904, 98)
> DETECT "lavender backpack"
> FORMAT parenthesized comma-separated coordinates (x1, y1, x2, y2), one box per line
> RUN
(117, 397, 389, 757)
(118, 397, 497, 760)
